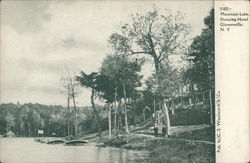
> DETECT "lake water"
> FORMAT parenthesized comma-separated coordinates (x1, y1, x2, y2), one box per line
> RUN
(0, 138, 149, 163)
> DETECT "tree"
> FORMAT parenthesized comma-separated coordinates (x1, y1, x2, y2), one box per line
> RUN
(109, 7, 189, 82)
(184, 9, 214, 90)
(0, 103, 70, 137)
(69, 77, 80, 137)
(94, 74, 115, 137)
(32, 110, 43, 136)
(147, 61, 184, 98)
(20, 105, 31, 136)
(108, 7, 190, 136)
(61, 77, 72, 136)
(5, 112, 15, 132)
(100, 55, 143, 134)
(76, 72, 103, 141)
(61, 75, 80, 137)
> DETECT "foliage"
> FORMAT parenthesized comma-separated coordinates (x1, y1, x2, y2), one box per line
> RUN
(108, 6, 190, 91)
(76, 72, 107, 139)
(144, 63, 184, 98)
(5, 112, 15, 131)
(184, 9, 214, 90)
(109, 7, 190, 58)
(76, 72, 100, 90)
(108, 8, 191, 135)
(0, 103, 104, 137)
(100, 55, 143, 102)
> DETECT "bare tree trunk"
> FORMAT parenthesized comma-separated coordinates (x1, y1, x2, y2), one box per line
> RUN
(114, 107, 117, 135)
(91, 89, 102, 141)
(122, 82, 129, 134)
(162, 98, 171, 136)
(108, 103, 112, 138)
(28, 123, 31, 137)
(72, 93, 77, 138)
(153, 57, 160, 83)
(114, 87, 117, 135)
(154, 59, 171, 136)
(67, 96, 70, 136)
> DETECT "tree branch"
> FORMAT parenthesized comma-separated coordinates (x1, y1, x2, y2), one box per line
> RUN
(131, 51, 151, 55)
(158, 29, 177, 58)
(146, 33, 158, 59)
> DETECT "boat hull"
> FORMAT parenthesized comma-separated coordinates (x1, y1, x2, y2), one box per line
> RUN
(64, 140, 89, 146)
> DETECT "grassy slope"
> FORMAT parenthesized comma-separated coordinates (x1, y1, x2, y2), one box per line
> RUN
(173, 126, 215, 142)
(148, 138, 215, 163)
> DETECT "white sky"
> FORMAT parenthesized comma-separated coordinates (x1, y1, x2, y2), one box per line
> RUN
(0, 0, 213, 106)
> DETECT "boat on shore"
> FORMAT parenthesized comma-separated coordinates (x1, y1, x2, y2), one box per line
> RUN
(47, 139, 65, 144)
(64, 140, 89, 146)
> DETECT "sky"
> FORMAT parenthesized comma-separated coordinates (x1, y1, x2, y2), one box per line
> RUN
(0, 0, 213, 106)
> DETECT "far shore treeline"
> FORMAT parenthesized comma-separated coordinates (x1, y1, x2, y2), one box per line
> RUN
(0, 100, 211, 137)
(0, 103, 110, 137)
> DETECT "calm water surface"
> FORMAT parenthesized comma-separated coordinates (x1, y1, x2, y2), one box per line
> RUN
(0, 138, 149, 163)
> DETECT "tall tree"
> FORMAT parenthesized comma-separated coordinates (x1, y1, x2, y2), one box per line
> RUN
(61, 77, 72, 136)
(108, 7, 190, 135)
(184, 9, 214, 90)
(94, 74, 115, 138)
(109, 7, 189, 82)
(100, 55, 143, 134)
(146, 62, 184, 98)
(20, 105, 31, 136)
(69, 77, 80, 137)
(76, 72, 103, 141)
(61, 75, 80, 137)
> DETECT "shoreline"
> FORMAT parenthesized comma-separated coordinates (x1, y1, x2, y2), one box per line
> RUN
(82, 126, 215, 163)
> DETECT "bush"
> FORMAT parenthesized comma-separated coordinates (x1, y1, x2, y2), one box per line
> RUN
(65, 135, 74, 141)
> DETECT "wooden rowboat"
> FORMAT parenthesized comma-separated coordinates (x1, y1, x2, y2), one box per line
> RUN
(64, 140, 89, 146)
(47, 139, 65, 144)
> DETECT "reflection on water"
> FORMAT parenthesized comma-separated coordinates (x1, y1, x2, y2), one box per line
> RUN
(0, 138, 149, 163)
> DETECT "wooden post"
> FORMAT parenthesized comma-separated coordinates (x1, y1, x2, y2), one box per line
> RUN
(209, 89, 214, 125)
(72, 92, 77, 137)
